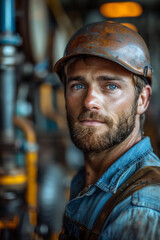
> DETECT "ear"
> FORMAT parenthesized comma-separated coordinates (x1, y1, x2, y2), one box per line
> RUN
(137, 85, 152, 115)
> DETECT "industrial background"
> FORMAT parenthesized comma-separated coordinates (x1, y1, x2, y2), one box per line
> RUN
(0, 0, 160, 239)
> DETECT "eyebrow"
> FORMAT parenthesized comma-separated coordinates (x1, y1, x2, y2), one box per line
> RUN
(67, 76, 85, 83)
(67, 75, 126, 83)
(97, 75, 125, 82)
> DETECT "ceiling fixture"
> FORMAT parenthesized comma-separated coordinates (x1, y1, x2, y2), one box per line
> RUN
(100, 1, 143, 18)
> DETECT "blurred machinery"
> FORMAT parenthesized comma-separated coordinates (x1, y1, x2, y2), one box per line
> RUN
(0, 0, 75, 239)
(0, 0, 160, 240)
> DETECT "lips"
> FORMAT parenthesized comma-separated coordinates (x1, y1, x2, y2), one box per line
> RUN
(80, 119, 104, 126)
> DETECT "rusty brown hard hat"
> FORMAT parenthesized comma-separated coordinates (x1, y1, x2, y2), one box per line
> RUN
(54, 21, 152, 84)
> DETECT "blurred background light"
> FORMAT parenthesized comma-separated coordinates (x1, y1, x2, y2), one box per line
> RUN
(100, 1, 143, 18)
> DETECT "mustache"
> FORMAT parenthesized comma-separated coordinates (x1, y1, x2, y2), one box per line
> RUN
(77, 111, 112, 124)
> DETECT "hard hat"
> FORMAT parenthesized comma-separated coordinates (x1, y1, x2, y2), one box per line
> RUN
(54, 21, 152, 85)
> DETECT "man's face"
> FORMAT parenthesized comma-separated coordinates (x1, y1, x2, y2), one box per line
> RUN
(65, 56, 138, 153)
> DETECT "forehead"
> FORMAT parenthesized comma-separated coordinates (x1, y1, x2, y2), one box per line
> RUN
(65, 56, 132, 78)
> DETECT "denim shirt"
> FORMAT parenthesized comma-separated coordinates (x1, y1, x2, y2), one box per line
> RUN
(63, 137, 160, 239)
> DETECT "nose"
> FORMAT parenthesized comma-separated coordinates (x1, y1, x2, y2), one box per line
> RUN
(83, 87, 101, 111)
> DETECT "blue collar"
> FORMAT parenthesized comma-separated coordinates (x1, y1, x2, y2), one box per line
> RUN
(95, 137, 152, 193)
(70, 137, 153, 199)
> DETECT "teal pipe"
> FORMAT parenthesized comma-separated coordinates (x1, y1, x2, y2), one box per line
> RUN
(0, 0, 21, 45)
(0, 0, 15, 33)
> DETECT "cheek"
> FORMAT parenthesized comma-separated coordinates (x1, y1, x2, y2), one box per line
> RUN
(102, 93, 136, 119)
(66, 95, 83, 116)
(112, 91, 135, 108)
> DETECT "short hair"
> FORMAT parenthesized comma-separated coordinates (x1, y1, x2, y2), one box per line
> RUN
(132, 74, 150, 134)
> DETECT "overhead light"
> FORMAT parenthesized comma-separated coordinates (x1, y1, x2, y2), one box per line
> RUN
(100, 2, 143, 18)
(121, 23, 138, 32)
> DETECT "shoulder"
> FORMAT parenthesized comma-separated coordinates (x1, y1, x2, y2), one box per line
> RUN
(101, 205, 160, 240)
(132, 184, 160, 211)
(100, 185, 160, 240)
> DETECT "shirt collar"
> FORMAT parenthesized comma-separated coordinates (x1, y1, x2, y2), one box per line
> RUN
(95, 137, 152, 193)
(70, 137, 152, 198)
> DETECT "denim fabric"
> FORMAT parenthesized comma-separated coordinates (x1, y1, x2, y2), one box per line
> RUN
(63, 137, 160, 239)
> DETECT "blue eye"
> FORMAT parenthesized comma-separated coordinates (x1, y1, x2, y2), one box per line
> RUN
(72, 84, 84, 90)
(107, 84, 117, 90)
(76, 84, 83, 89)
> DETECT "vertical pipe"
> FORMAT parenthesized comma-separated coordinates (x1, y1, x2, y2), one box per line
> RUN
(13, 117, 38, 226)
(0, 0, 15, 33)
(0, 69, 15, 142)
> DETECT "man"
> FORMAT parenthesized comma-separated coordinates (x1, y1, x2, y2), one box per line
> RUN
(54, 21, 160, 239)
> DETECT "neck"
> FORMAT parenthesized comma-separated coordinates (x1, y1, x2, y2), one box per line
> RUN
(84, 124, 142, 187)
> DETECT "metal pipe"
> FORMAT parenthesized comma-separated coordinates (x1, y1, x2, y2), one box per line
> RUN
(13, 116, 38, 226)
(0, 69, 15, 143)
(0, 0, 15, 33)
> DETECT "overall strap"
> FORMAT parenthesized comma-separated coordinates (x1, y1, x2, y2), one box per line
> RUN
(80, 166, 160, 240)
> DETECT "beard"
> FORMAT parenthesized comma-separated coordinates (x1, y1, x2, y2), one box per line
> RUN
(66, 102, 137, 153)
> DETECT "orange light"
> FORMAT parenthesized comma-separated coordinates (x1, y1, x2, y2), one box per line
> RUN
(100, 2, 143, 18)
(121, 23, 138, 32)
